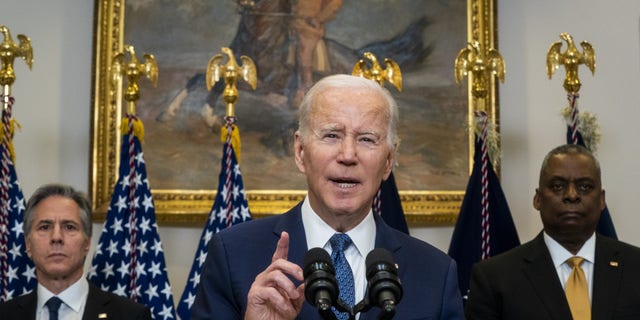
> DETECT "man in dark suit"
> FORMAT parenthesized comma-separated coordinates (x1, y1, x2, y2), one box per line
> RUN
(465, 144, 640, 320)
(191, 74, 464, 320)
(0, 184, 151, 320)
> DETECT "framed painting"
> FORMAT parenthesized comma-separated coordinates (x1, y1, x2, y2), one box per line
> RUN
(90, 0, 499, 225)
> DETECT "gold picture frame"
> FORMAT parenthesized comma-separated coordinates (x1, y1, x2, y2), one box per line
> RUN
(90, 0, 498, 225)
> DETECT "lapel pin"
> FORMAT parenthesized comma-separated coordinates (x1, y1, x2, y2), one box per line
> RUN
(609, 261, 619, 267)
(98, 313, 108, 319)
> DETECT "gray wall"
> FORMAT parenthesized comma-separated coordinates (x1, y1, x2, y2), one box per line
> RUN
(3, 0, 640, 305)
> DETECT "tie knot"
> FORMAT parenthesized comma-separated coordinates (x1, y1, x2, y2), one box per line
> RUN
(46, 296, 63, 312)
(330, 233, 352, 252)
(567, 256, 585, 268)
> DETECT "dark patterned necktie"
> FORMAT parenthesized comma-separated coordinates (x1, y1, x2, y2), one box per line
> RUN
(330, 233, 355, 320)
(46, 296, 63, 320)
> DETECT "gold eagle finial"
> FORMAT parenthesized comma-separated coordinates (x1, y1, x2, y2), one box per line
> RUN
(352, 52, 402, 92)
(0, 25, 33, 86)
(111, 44, 158, 106)
(206, 47, 257, 117)
(546, 32, 595, 93)
(454, 41, 505, 100)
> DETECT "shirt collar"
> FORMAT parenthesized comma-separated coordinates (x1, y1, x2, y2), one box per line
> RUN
(544, 231, 596, 268)
(301, 196, 376, 257)
(37, 277, 89, 313)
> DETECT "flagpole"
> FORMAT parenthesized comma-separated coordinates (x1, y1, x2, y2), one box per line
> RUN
(0, 25, 33, 300)
(90, 44, 179, 319)
(449, 38, 517, 299)
(546, 33, 617, 239)
(177, 47, 256, 319)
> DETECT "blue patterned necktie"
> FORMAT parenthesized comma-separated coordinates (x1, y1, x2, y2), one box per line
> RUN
(330, 233, 355, 320)
(46, 296, 63, 320)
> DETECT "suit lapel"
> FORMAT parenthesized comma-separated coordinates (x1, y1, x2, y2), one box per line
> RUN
(15, 291, 37, 320)
(521, 234, 573, 320)
(358, 213, 402, 320)
(591, 234, 623, 319)
(272, 204, 318, 319)
(273, 203, 308, 267)
(82, 282, 110, 320)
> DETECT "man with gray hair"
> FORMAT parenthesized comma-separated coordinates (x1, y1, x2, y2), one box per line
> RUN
(0, 183, 151, 319)
(191, 74, 464, 320)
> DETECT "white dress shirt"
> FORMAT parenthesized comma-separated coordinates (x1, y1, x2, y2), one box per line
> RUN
(36, 277, 89, 320)
(544, 232, 595, 302)
(301, 196, 376, 316)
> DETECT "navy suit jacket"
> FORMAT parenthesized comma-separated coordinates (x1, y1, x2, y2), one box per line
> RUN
(191, 202, 464, 320)
(465, 232, 640, 320)
(0, 280, 151, 320)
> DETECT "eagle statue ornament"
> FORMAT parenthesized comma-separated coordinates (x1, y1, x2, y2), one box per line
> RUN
(546, 32, 595, 93)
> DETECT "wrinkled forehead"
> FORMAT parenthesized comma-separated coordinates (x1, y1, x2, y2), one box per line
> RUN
(311, 87, 389, 117)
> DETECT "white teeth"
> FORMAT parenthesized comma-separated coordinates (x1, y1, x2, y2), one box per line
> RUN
(337, 183, 356, 188)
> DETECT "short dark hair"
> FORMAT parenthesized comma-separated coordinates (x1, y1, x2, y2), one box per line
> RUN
(23, 183, 93, 238)
(539, 144, 601, 181)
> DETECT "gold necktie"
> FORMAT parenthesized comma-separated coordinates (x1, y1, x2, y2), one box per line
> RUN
(565, 256, 591, 320)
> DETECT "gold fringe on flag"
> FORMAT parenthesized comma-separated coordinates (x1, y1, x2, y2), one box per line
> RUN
(472, 115, 501, 168)
(120, 116, 145, 143)
(221, 124, 241, 164)
(0, 119, 20, 164)
(561, 106, 601, 153)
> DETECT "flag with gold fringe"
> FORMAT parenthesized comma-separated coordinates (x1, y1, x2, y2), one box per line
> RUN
(0, 96, 36, 301)
(448, 112, 520, 300)
(89, 116, 177, 319)
(562, 93, 617, 239)
(176, 119, 252, 319)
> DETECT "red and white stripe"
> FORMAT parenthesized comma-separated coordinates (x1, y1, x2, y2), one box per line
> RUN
(223, 117, 236, 228)
(126, 115, 139, 300)
(0, 95, 14, 298)
(567, 93, 580, 144)
(475, 111, 491, 260)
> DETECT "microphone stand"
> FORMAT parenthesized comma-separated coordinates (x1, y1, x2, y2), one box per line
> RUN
(352, 298, 397, 320)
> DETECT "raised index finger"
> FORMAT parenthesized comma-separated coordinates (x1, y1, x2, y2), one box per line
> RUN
(272, 231, 290, 262)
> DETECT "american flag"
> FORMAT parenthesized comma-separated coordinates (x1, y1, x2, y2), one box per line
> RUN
(0, 96, 36, 301)
(89, 116, 177, 320)
(176, 121, 252, 320)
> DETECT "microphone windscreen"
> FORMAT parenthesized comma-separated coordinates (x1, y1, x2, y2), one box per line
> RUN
(366, 248, 395, 276)
(303, 247, 332, 274)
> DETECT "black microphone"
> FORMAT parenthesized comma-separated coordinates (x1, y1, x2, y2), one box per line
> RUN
(366, 248, 403, 319)
(304, 248, 339, 317)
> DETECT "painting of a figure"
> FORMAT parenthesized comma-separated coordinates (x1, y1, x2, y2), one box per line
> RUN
(123, 0, 468, 194)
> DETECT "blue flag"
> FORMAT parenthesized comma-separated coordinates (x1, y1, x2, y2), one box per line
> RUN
(566, 126, 618, 239)
(89, 119, 177, 320)
(0, 147, 36, 301)
(374, 171, 409, 234)
(176, 124, 252, 320)
(448, 137, 520, 299)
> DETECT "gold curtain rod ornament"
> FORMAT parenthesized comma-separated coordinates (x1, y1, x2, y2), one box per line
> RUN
(206, 47, 257, 118)
(111, 44, 158, 115)
(352, 52, 402, 92)
(546, 32, 595, 93)
(454, 41, 505, 102)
